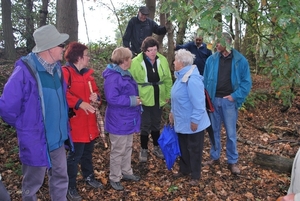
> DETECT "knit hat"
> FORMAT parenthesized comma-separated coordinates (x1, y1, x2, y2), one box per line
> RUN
(32, 24, 69, 53)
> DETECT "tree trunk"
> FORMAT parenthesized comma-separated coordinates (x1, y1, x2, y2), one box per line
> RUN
(1, 0, 16, 60)
(253, 152, 293, 174)
(39, 0, 49, 27)
(145, 0, 156, 20)
(56, 0, 78, 43)
(25, 0, 35, 52)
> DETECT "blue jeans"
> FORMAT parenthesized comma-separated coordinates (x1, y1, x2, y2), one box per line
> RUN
(209, 97, 238, 164)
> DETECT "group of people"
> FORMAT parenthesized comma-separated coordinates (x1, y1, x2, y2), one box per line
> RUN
(0, 5, 297, 201)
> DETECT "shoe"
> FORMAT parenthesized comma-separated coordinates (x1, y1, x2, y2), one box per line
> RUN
(173, 172, 188, 179)
(110, 180, 124, 191)
(228, 163, 240, 174)
(189, 179, 199, 186)
(153, 146, 164, 159)
(122, 174, 140, 181)
(67, 187, 82, 201)
(202, 159, 220, 166)
(85, 174, 104, 189)
(139, 149, 148, 162)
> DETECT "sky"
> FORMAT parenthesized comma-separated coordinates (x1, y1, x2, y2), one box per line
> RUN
(77, 0, 132, 44)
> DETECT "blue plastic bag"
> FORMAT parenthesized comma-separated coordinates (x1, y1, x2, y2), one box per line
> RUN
(158, 125, 181, 170)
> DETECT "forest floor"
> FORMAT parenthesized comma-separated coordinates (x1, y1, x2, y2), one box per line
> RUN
(0, 59, 299, 201)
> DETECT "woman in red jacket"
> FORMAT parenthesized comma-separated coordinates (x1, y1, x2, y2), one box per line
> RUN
(62, 42, 103, 201)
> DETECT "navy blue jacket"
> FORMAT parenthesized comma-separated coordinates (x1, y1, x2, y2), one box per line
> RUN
(123, 16, 166, 55)
(175, 42, 212, 75)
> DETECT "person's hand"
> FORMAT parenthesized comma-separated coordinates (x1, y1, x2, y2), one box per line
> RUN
(169, 113, 174, 125)
(223, 95, 234, 102)
(79, 102, 96, 114)
(136, 96, 142, 105)
(191, 122, 198, 131)
(89, 92, 98, 102)
(280, 194, 295, 201)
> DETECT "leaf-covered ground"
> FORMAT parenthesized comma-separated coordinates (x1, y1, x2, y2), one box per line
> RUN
(0, 60, 299, 201)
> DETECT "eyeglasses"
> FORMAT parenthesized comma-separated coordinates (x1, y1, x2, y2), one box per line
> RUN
(83, 54, 90, 57)
(146, 48, 157, 53)
(57, 43, 66, 48)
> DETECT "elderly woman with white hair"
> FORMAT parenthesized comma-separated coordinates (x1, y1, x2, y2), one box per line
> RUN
(169, 49, 210, 186)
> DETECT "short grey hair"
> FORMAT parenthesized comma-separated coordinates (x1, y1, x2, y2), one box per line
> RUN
(175, 49, 195, 66)
(222, 32, 233, 45)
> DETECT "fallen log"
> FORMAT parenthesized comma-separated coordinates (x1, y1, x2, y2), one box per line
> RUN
(253, 152, 293, 174)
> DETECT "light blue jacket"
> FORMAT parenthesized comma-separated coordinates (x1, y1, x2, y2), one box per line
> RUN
(171, 65, 210, 134)
(203, 49, 252, 108)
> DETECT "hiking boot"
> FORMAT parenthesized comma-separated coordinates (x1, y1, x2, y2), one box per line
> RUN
(122, 174, 140, 181)
(189, 179, 199, 186)
(110, 180, 124, 191)
(139, 149, 148, 162)
(67, 187, 82, 201)
(85, 174, 104, 189)
(228, 163, 240, 174)
(153, 146, 164, 159)
(202, 159, 220, 166)
(173, 172, 189, 179)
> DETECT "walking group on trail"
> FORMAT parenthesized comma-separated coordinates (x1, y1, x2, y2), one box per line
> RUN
(0, 5, 297, 201)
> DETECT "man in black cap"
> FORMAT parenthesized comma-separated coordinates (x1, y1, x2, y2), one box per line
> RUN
(123, 6, 167, 56)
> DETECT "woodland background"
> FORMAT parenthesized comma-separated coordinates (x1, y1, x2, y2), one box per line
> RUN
(0, 0, 300, 200)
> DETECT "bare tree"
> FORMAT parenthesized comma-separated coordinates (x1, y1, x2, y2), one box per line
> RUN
(39, 0, 49, 27)
(25, 0, 34, 52)
(1, 0, 16, 60)
(56, 0, 78, 43)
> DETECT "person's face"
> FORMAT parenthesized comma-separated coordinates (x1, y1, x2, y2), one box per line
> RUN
(123, 57, 132, 70)
(138, 12, 148, 22)
(144, 46, 157, 61)
(195, 37, 203, 47)
(81, 49, 90, 67)
(173, 57, 184, 71)
(215, 43, 226, 53)
(49, 43, 66, 62)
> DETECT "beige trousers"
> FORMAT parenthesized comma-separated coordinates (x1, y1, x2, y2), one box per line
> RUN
(109, 133, 133, 182)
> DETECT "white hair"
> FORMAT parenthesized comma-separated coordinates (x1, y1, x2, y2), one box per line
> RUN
(175, 49, 195, 66)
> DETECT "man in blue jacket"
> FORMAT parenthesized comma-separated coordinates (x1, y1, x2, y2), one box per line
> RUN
(123, 6, 167, 56)
(175, 34, 212, 75)
(0, 25, 72, 201)
(203, 32, 252, 174)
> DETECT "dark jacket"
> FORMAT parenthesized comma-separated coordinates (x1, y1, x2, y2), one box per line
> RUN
(123, 16, 167, 55)
(175, 42, 212, 75)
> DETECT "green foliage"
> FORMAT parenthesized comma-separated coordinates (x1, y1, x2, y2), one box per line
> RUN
(243, 91, 268, 109)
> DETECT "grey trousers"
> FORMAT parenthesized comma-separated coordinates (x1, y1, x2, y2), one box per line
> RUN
(109, 133, 133, 182)
(22, 146, 68, 201)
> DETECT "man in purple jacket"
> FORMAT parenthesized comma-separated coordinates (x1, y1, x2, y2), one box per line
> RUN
(0, 25, 72, 201)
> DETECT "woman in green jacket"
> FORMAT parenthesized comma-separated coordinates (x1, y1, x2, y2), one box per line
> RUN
(129, 36, 172, 162)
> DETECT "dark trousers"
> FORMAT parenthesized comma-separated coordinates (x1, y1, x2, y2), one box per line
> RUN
(140, 105, 162, 149)
(0, 180, 10, 201)
(178, 131, 205, 180)
(67, 140, 95, 188)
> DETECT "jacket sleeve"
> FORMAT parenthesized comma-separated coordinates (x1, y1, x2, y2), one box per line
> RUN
(123, 18, 134, 48)
(175, 42, 192, 51)
(230, 57, 252, 106)
(104, 75, 131, 107)
(0, 66, 25, 127)
(151, 20, 167, 35)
